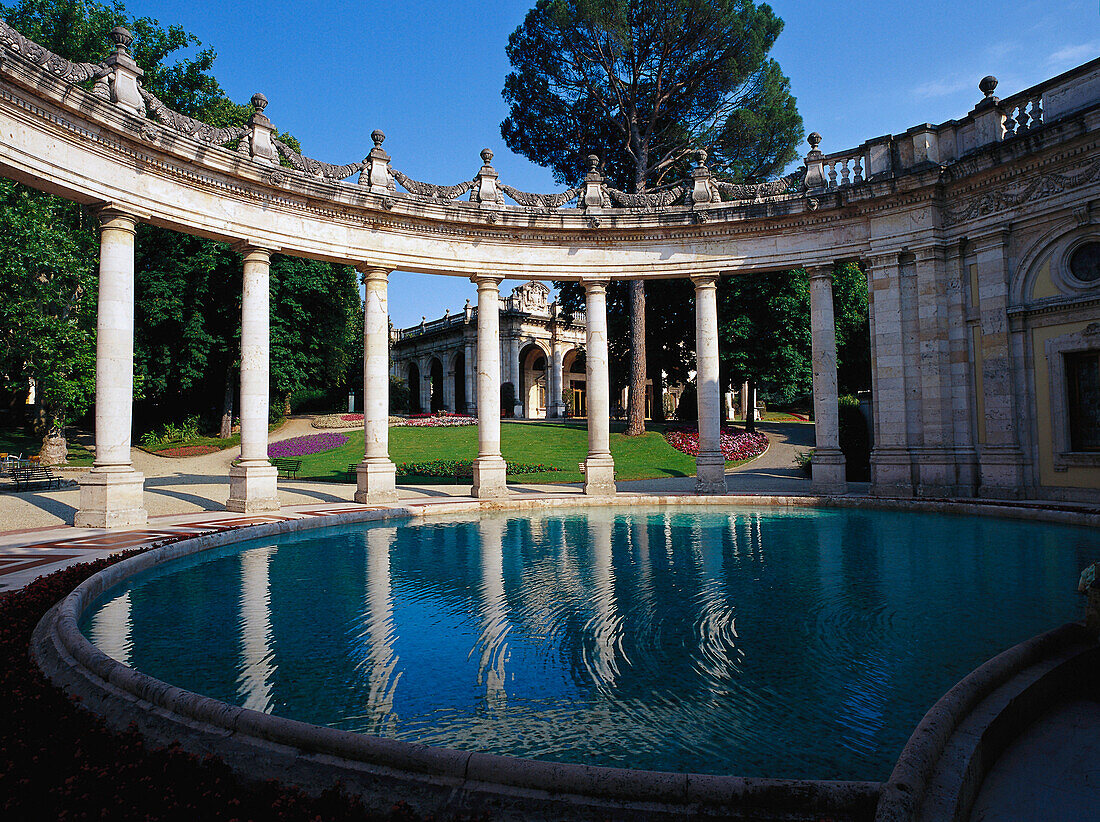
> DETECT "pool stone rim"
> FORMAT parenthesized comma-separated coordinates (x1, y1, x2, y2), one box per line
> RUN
(30, 494, 1100, 820)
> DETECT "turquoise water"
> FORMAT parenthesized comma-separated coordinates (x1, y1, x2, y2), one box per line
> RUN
(79, 506, 1099, 780)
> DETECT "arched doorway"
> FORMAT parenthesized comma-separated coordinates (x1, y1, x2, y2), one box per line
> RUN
(407, 362, 421, 414)
(453, 349, 466, 413)
(562, 349, 586, 417)
(518, 343, 548, 418)
(429, 357, 444, 412)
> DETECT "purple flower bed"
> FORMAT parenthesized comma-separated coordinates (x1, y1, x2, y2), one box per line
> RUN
(268, 432, 349, 458)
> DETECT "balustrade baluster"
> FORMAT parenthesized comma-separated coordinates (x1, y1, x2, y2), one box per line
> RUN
(840, 159, 851, 187)
(853, 155, 864, 184)
(827, 162, 837, 190)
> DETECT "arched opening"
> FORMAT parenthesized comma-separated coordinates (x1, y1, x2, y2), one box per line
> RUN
(429, 357, 445, 412)
(407, 362, 421, 414)
(518, 343, 548, 419)
(429, 358, 446, 413)
(562, 349, 587, 417)
(453, 350, 466, 413)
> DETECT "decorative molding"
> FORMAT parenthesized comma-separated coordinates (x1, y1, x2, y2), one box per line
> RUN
(945, 156, 1100, 225)
(274, 140, 361, 181)
(498, 183, 580, 210)
(139, 88, 244, 146)
(0, 18, 107, 85)
(391, 168, 473, 200)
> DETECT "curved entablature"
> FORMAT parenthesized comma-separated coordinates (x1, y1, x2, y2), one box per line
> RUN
(1, 22, 1099, 280)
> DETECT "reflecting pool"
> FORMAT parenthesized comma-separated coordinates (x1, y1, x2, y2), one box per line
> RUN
(80, 506, 1099, 779)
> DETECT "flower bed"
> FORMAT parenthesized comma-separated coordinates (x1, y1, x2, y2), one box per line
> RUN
(268, 432, 349, 458)
(157, 445, 220, 457)
(395, 459, 561, 478)
(396, 414, 477, 428)
(664, 428, 768, 461)
(311, 414, 362, 429)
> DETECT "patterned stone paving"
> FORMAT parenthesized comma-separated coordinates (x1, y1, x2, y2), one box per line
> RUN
(0, 502, 382, 592)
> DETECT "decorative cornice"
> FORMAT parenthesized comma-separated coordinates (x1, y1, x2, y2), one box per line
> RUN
(944, 155, 1100, 225)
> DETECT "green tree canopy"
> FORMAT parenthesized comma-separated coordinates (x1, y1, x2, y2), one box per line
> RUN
(502, 0, 804, 434)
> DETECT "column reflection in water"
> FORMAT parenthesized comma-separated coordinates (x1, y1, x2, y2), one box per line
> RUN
(475, 516, 510, 709)
(87, 589, 132, 666)
(237, 544, 276, 712)
(691, 517, 742, 685)
(584, 509, 621, 690)
(361, 525, 402, 733)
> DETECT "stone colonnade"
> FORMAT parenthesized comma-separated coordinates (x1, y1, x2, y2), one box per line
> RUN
(74, 211, 849, 525)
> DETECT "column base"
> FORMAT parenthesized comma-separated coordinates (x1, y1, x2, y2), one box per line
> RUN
(870, 447, 914, 497)
(75, 468, 147, 529)
(913, 447, 967, 498)
(811, 448, 848, 495)
(355, 459, 399, 505)
(226, 463, 280, 513)
(695, 454, 728, 495)
(978, 447, 1028, 499)
(583, 455, 617, 496)
(472, 456, 509, 498)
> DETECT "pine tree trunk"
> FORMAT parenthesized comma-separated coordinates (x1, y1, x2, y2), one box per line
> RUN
(626, 279, 647, 435)
(219, 367, 234, 439)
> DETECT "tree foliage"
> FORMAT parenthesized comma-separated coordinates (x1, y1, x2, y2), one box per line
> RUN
(0, 0, 361, 455)
(502, 0, 804, 434)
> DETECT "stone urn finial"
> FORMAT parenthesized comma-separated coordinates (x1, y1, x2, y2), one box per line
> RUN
(250, 92, 268, 113)
(586, 154, 600, 173)
(807, 132, 822, 151)
(371, 129, 386, 148)
(696, 148, 708, 167)
(979, 75, 998, 98)
(481, 147, 494, 165)
(108, 26, 133, 51)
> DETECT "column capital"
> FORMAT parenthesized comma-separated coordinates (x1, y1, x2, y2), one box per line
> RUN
(472, 274, 504, 288)
(96, 207, 138, 233)
(231, 242, 274, 262)
(806, 264, 835, 282)
(689, 273, 720, 288)
(358, 266, 391, 284)
(581, 277, 610, 293)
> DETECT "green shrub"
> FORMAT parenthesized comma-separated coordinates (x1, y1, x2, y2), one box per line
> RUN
(389, 376, 410, 413)
(501, 382, 516, 417)
(838, 395, 871, 481)
(289, 388, 329, 414)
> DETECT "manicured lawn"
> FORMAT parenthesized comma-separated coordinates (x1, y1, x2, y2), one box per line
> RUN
(294, 420, 755, 484)
(142, 433, 241, 453)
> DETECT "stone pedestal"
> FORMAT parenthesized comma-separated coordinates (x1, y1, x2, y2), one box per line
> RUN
(693, 275, 727, 495)
(811, 449, 848, 496)
(226, 463, 279, 513)
(871, 447, 916, 497)
(472, 275, 509, 498)
(75, 469, 147, 529)
(582, 279, 616, 495)
(356, 267, 399, 504)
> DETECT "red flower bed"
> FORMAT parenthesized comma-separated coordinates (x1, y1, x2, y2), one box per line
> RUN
(158, 445, 220, 457)
(664, 427, 769, 461)
(341, 413, 364, 422)
(0, 550, 424, 820)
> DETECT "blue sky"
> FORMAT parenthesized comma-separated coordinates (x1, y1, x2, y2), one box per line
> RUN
(124, 0, 1098, 326)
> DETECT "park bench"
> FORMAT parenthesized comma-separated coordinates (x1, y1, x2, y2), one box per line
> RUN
(270, 457, 301, 479)
(11, 465, 62, 491)
(345, 463, 358, 482)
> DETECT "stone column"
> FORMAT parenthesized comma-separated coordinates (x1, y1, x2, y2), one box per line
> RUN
(419, 359, 432, 413)
(509, 337, 523, 417)
(692, 275, 727, 494)
(472, 276, 508, 496)
(227, 246, 279, 513)
(867, 254, 914, 496)
(971, 230, 1027, 497)
(550, 341, 565, 418)
(355, 267, 398, 504)
(808, 266, 847, 494)
(76, 209, 147, 528)
(583, 279, 616, 495)
(464, 339, 476, 414)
